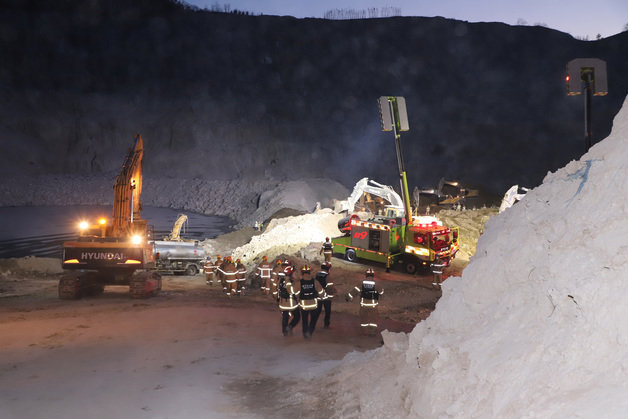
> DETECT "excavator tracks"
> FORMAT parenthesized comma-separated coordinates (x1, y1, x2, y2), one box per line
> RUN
(59, 271, 161, 299)
(58, 275, 81, 299)
(129, 271, 162, 299)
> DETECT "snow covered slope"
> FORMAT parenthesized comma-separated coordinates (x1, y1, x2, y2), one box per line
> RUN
(330, 94, 628, 418)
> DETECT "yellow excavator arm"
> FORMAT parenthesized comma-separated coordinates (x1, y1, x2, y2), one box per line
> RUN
(112, 134, 144, 238)
(167, 214, 188, 241)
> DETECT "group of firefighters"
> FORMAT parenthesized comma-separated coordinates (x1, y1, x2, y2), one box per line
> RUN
(202, 238, 388, 338)
(203, 255, 248, 297)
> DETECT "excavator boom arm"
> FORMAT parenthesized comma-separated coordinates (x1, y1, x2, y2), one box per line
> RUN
(112, 134, 144, 237)
(168, 214, 188, 241)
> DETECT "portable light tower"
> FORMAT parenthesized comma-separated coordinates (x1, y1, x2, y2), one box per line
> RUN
(378, 96, 412, 225)
(566, 58, 608, 152)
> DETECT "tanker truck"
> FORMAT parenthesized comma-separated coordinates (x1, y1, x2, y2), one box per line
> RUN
(152, 239, 206, 276)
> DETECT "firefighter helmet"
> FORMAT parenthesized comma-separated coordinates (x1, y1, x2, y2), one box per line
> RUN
(235, 258, 241, 264)
(262, 255, 268, 261)
(325, 237, 330, 241)
(321, 262, 332, 271)
(284, 265, 294, 275)
(301, 265, 311, 273)
(276, 259, 282, 265)
(365, 268, 375, 277)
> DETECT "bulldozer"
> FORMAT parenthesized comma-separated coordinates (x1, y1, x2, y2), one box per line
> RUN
(59, 134, 161, 299)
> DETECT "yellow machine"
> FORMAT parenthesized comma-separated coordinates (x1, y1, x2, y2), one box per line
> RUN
(59, 135, 161, 299)
(164, 214, 188, 241)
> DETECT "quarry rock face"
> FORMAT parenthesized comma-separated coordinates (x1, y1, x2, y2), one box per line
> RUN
(1, 2, 627, 195)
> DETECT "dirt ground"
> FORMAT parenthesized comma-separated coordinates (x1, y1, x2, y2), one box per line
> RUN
(0, 256, 465, 419)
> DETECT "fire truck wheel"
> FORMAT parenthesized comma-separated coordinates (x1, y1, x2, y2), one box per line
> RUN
(404, 259, 419, 275)
(185, 264, 199, 276)
(344, 249, 357, 263)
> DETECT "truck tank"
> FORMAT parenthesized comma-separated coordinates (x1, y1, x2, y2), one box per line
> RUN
(152, 240, 206, 275)
(153, 240, 206, 261)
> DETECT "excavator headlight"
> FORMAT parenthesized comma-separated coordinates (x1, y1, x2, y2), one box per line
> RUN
(131, 235, 142, 245)
(79, 221, 89, 231)
(98, 218, 107, 225)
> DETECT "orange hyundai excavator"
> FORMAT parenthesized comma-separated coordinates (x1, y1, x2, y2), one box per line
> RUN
(59, 134, 161, 299)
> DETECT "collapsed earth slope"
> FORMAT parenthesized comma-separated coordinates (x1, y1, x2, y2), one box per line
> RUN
(328, 94, 628, 417)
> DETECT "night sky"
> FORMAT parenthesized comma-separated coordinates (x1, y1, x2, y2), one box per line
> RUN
(186, 0, 628, 39)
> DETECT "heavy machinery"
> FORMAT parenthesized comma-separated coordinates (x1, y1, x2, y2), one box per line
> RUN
(419, 178, 480, 209)
(335, 177, 405, 234)
(153, 240, 206, 275)
(499, 185, 529, 213)
(152, 213, 207, 275)
(332, 97, 459, 274)
(335, 177, 405, 214)
(164, 213, 188, 241)
(59, 135, 161, 299)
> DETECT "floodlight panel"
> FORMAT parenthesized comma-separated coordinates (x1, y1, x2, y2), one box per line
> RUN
(396, 97, 410, 131)
(566, 58, 608, 96)
(378, 96, 393, 131)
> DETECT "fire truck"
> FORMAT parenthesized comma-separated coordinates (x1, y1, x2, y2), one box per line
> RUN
(332, 213, 458, 274)
(332, 96, 459, 273)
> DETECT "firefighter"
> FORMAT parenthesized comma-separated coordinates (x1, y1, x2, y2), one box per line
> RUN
(256, 256, 273, 295)
(277, 259, 293, 295)
(320, 237, 333, 263)
(270, 258, 283, 300)
(218, 256, 238, 297)
(204, 255, 220, 286)
(297, 265, 325, 339)
(277, 263, 300, 336)
(313, 262, 336, 330)
(235, 258, 247, 296)
(431, 255, 446, 289)
(217, 255, 228, 293)
(345, 268, 384, 335)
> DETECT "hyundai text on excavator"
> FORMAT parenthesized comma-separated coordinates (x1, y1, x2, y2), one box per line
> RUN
(59, 134, 162, 299)
(332, 97, 459, 274)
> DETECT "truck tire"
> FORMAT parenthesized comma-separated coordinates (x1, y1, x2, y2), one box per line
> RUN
(185, 264, 199, 276)
(344, 249, 357, 263)
(404, 259, 419, 275)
